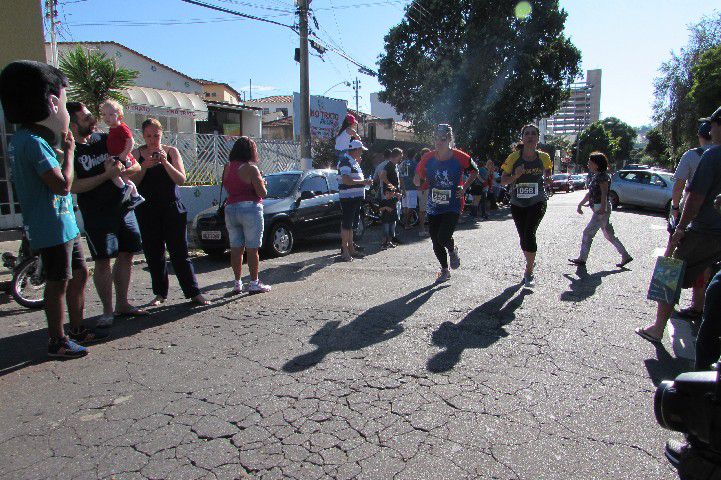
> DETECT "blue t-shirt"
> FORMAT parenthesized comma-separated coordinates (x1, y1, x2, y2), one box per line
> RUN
(417, 149, 473, 215)
(399, 158, 418, 191)
(9, 127, 79, 249)
(688, 145, 721, 235)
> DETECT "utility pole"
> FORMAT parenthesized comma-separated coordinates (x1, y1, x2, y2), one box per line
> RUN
(249, 78, 252, 100)
(46, 0, 59, 67)
(352, 77, 361, 137)
(298, 0, 312, 170)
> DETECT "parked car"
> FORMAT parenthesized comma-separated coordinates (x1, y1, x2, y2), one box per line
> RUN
(570, 174, 587, 190)
(193, 169, 350, 258)
(551, 173, 574, 193)
(619, 163, 651, 171)
(609, 169, 674, 213)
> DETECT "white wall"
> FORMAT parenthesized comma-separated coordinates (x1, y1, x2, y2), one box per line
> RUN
(242, 110, 263, 138)
(370, 92, 403, 121)
(245, 101, 292, 116)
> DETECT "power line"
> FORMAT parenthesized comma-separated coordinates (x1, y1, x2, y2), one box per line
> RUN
(179, 0, 298, 31)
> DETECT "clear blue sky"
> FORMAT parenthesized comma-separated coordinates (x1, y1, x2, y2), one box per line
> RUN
(54, 0, 720, 127)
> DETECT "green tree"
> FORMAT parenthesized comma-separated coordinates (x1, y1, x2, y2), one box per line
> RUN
(59, 46, 139, 118)
(574, 122, 619, 168)
(689, 44, 721, 116)
(652, 12, 721, 157)
(377, 0, 581, 161)
(644, 127, 669, 164)
(601, 117, 636, 161)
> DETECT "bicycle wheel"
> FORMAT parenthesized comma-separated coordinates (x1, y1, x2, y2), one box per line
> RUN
(12, 257, 45, 309)
(407, 209, 419, 227)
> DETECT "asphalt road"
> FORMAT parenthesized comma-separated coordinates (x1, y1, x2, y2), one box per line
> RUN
(0, 190, 692, 480)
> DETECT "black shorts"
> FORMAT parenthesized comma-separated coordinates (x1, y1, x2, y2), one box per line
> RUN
(340, 197, 362, 230)
(468, 183, 485, 195)
(84, 210, 143, 260)
(39, 236, 86, 282)
(675, 230, 721, 289)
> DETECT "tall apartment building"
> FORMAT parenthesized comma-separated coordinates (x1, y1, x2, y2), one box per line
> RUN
(540, 69, 602, 141)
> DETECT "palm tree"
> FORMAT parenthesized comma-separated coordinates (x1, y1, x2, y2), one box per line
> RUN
(59, 46, 139, 117)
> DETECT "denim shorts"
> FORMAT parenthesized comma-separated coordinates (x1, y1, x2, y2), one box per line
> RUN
(225, 201, 264, 249)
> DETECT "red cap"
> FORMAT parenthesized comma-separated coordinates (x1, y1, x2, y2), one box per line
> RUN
(345, 113, 357, 124)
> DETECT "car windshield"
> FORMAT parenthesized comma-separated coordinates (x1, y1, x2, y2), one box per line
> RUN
(553, 174, 569, 180)
(265, 173, 301, 198)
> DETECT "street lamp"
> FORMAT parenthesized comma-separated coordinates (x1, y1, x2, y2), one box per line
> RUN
(322, 81, 351, 96)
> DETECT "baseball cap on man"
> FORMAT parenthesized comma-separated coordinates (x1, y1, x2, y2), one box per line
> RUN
(348, 139, 367, 151)
(698, 122, 712, 138)
(435, 124, 453, 138)
(699, 106, 721, 123)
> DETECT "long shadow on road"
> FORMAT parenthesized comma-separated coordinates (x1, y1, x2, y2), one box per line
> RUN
(560, 265, 627, 302)
(0, 295, 239, 378)
(427, 283, 531, 373)
(644, 343, 694, 387)
(283, 283, 447, 373)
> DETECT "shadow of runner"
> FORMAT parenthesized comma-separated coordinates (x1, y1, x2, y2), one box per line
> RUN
(427, 283, 530, 373)
(283, 283, 447, 373)
(560, 265, 625, 302)
(0, 295, 239, 378)
(644, 342, 694, 387)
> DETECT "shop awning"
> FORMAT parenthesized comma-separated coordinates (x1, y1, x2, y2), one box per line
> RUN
(125, 86, 208, 121)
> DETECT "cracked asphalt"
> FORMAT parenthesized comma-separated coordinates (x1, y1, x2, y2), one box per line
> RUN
(0, 191, 690, 479)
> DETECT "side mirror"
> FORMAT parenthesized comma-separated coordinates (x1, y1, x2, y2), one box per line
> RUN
(299, 190, 315, 200)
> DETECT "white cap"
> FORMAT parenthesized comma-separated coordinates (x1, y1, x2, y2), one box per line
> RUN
(348, 139, 368, 151)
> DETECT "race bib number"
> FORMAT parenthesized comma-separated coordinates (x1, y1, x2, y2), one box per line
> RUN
(515, 183, 538, 199)
(431, 188, 452, 205)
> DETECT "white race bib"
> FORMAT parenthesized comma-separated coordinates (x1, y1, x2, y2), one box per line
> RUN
(431, 188, 452, 205)
(515, 183, 538, 199)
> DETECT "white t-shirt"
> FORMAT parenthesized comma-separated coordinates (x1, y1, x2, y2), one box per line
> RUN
(675, 145, 711, 206)
(335, 131, 353, 152)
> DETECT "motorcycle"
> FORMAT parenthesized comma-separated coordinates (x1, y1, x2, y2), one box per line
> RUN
(2, 228, 45, 309)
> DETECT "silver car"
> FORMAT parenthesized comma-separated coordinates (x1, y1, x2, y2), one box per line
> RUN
(609, 169, 674, 213)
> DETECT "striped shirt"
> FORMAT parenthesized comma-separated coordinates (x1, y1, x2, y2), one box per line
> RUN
(337, 153, 366, 199)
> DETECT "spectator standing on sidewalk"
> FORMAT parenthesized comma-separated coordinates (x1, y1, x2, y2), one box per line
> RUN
(669, 121, 714, 320)
(379, 148, 404, 244)
(0, 61, 107, 357)
(68, 102, 148, 327)
(569, 152, 633, 268)
(221, 136, 271, 294)
(131, 119, 209, 305)
(335, 113, 359, 162)
(416, 148, 431, 236)
(399, 151, 419, 229)
(379, 186, 400, 248)
(337, 139, 374, 261)
(636, 107, 721, 344)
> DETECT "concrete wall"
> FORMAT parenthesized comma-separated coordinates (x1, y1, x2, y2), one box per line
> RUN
(370, 92, 403, 122)
(202, 84, 240, 104)
(179, 185, 222, 221)
(242, 110, 263, 138)
(0, 2, 46, 67)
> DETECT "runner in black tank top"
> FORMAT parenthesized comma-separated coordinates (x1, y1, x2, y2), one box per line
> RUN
(500, 124, 552, 288)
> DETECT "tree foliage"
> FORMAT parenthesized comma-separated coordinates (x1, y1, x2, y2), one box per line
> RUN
(652, 12, 721, 157)
(59, 46, 139, 118)
(600, 117, 636, 161)
(645, 127, 669, 163)
(574, 122, 618, 168)
(377, 0, 581, 161)
(689, 44, 721, 116)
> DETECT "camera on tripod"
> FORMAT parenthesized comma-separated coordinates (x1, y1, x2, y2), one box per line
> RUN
(655, 365, 721, 478)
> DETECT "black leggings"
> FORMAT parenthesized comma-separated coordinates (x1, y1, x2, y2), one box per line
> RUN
(428, 213, 459, 269)
(511, 202, 547, 253)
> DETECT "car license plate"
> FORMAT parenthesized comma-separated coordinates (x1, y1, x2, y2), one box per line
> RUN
(201, 230, 222, 240)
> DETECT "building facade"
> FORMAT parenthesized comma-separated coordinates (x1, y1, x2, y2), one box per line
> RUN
(370, 92, 403, 122)
(539, 69, 602, 141)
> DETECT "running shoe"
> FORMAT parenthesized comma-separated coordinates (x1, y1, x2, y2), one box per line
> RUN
(523, 274, 535, 288)
(435, 269, 451, 283)
(247, 280, 272, 294)
(449, 246, 461, 270)
(387, 242, 396, 248)
(120, 184, 132, 203)
(96, 313, 114, 328)
(69, 327, 109, 345)
(232, 281, 244, 294)
(125, 195, 145, 210)
(48, 337, 88, 359)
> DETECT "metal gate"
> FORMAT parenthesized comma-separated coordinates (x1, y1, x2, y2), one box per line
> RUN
(0, 114, 22, 230)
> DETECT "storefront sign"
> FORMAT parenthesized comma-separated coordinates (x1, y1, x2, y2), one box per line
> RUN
(292, 93, 347, 140)
(126, 103, 207, 120)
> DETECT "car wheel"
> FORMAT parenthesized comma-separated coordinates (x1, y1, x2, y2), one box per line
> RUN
(265, 222, 294, 257)
(609, 191, 620, 210)
(202, 248, 226, 259)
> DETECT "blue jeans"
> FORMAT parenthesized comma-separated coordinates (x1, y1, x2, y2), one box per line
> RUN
(383, 221, 396, 239)
(225, 201, 264, 248)
(695, 270, 721, 370)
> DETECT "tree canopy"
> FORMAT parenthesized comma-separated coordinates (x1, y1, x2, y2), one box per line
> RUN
(377, 0, 581, 161)
(689, 44, 721, 117)
(652, 12, 721, 157)
(600, 117, 636, 162)
(574, 122, 618, 168)
(59, 46, 139, 118)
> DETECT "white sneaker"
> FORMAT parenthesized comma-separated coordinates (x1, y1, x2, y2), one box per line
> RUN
(523, 274, 535, 288)
(435, 269, 451, 283)
(96, 313, 114, 328)
(247, 280, 271, 294)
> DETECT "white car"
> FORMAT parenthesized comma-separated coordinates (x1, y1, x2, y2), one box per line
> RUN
(609, 169, 674, 213)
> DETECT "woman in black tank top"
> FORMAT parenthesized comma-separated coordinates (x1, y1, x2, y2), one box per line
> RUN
(500, 124, 552, 288)
(132, 118, 208, 306)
